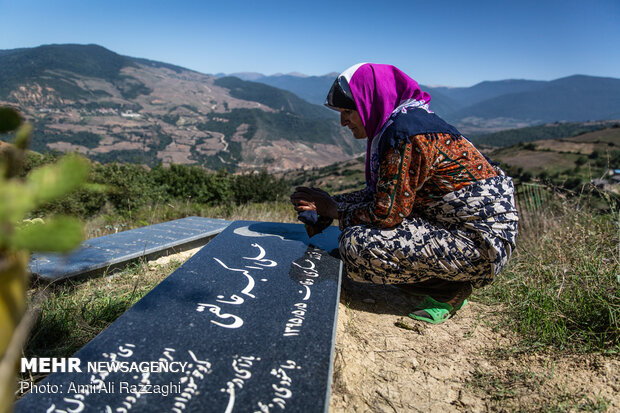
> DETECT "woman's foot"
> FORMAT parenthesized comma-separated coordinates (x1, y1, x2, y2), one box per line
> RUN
(409, 296, 468, 324)
(404, 280, 472, 324)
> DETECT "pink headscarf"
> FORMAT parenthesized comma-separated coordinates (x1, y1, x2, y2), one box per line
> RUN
(331, 63, 432, 185)
(348, 64, 431, 138)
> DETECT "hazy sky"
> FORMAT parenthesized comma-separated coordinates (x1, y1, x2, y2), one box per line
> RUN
(1, 0, 618, 86)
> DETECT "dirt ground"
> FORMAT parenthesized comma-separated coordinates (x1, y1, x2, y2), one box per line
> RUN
(330, 279, 619, 412)
(154, 249, 618, 412)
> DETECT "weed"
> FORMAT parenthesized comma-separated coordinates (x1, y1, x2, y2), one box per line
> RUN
(476, 187, 620, 352)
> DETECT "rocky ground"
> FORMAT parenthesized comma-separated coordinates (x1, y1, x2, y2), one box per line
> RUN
(329, 279, 619, 412)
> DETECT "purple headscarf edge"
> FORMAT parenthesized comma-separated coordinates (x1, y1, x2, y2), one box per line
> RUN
(344, 63, 431, 186)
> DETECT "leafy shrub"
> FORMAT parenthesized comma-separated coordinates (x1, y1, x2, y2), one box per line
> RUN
(1, 107, 88, 410)
(231, 170, 289, 204)
(91, 162, 162, 213)
(16, 152, 292, 216)
(151, 164, 232, 205)
(575, 156, 587, 166)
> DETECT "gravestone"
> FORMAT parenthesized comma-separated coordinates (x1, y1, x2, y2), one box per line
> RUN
(29, 216, 231, 282)
(16, 220, 342, 413)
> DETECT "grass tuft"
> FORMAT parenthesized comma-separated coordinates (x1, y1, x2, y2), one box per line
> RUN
(476, 189, 619, 352)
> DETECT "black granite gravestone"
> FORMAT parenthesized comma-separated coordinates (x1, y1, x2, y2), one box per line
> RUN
(29, 217, 231, 281)
(16, 221, 342, 413)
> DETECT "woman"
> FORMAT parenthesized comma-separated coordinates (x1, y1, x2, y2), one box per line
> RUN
(290, 63, 518, 324)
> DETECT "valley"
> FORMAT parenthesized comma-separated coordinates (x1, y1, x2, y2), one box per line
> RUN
(2, 44, 620, 175)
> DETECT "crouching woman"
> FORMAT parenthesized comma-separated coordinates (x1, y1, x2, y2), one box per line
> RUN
(291, 63, 518, 324)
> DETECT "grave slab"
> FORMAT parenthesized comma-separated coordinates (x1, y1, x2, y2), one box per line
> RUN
(29, 217, 231, 282)
(16, 221, 342, 413)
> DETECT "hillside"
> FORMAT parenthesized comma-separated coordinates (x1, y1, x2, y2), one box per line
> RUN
(0, 44, 364, 172)
(5, 44, 619, 172)
(225, 72, 337, 106)
(285, 124, 620, 195)
(237, 71, 620, 135)
(469, 119, 620, 147)
(489, 126, 620, 187)
(449, 75, 620, 133)
(429, 79, 546, 106)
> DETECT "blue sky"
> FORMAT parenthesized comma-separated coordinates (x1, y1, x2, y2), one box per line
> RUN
(1, 0, 618, 87)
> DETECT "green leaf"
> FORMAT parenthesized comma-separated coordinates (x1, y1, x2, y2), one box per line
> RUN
(26, 154, 90, 206)
(0, 107, 22, 134)
(11, 216, 83, 252)
(13, 123, 31, 150)
(0, 180, 36, 226)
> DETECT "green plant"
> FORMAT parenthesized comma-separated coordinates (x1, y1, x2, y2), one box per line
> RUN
(231, 170, 289, 204)
(0, 107, 89, 412)
(477, 189, 619, 352)
(151, 164, 232, 205)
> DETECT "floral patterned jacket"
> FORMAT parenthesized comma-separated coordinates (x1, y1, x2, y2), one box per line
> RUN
(335, 131, 498, 229)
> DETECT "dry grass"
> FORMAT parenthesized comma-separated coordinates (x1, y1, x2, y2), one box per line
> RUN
(477, 188, 620, 352)
(81, 200, 298, 238)
(21, 254, 186, 386)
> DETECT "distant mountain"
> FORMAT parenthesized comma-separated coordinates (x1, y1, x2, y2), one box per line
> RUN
(220, 72, 486, 116)
(223, 72, 338, 106)
(448, 75, 620, 133)
(232, 71, 620, 136)
(4, 44, 619, 172)
(428, 79, 546, 107)
(0, 44, 364, 172)
(212, 76, 333, 120)
(224, 72, 266, 81)
(469, 120, 620, 148)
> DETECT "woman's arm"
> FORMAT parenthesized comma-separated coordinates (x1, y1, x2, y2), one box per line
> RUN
(290, 187, 337, 237)
(290, 187, 338, 219)
(332, 187, 373, 205)
(338, 136, 434, 229)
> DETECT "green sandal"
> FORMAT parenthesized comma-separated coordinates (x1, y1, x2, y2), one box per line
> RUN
(408, 295, 468, 324)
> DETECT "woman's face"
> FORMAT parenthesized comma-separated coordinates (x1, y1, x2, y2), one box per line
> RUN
(338, 109, 367, 139)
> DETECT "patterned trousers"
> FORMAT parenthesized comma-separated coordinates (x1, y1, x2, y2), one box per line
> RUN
(338, 216, 494, 288)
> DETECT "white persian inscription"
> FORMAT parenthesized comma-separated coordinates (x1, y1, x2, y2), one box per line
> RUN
(196, 303, 244, 329)
(44, 345, 211, 413)
(243, 244, 277, 267)
(212, 258, 257, 298)
(173, 351, 212, 413)
(216, 294, 244, 305)
(254, 360, 301, 412)
(293, 254, 321, 301)
(285, 248, 324, 337)
(220, 355, 260, 413)
(283, 303, 307, 337)
(196, 243, 278, 330)
(46, 394, 85, 413)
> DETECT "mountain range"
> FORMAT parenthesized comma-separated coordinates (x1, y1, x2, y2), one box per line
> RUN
(0, 44, 362, 172)
(228, 72, 620, 135)
(1, 44, 619, 172)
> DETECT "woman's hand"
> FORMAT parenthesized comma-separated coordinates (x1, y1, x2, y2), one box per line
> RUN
(290, 187, 338, 219)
